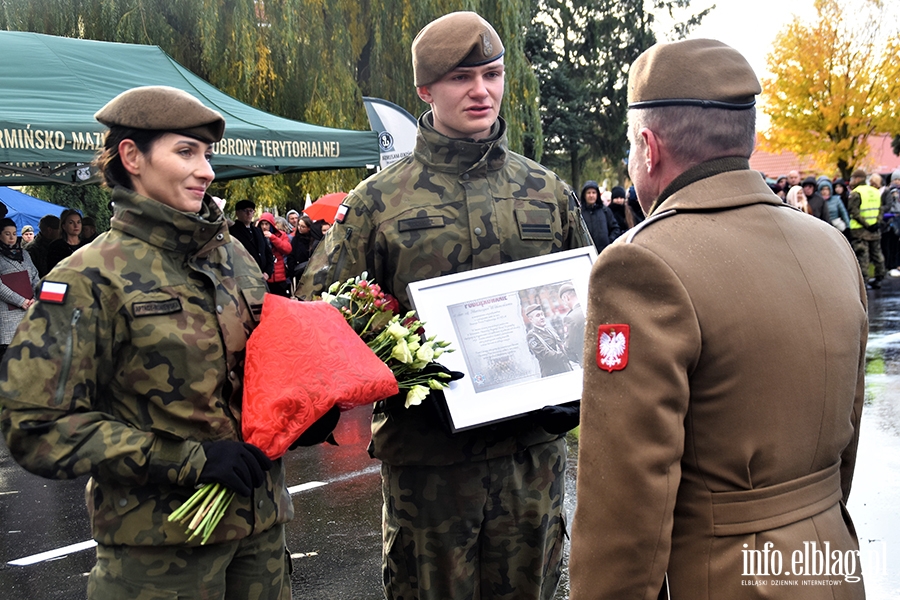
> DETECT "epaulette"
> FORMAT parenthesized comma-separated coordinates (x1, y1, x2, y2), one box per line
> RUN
(623, 209, 677, 244)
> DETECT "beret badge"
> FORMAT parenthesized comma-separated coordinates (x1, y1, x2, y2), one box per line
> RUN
(482, 31, 493, 57)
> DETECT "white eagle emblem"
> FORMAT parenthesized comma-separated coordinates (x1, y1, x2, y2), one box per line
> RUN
(597, 324, 629, 372)
(599, 331, 626, 368)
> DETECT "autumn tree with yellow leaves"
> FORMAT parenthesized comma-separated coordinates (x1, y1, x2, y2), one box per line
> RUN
(760, 0, 900, 179)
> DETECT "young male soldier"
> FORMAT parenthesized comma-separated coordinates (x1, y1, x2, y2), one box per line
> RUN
(299, 11, 588, 600)
(524, 303, 573, 377)
(569, 39, 867, 599)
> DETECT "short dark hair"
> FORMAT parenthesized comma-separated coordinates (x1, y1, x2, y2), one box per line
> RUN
(95, 126, 167, 190)
(39, 214, 60, 229)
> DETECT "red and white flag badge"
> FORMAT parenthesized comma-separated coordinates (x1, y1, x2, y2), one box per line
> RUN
(38, 281, 69, 304)
(334, 203, 350, 224)
(596, 324, 629, 372)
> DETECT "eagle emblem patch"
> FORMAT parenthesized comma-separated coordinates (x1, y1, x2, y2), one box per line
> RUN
(596, 324, 629, 372)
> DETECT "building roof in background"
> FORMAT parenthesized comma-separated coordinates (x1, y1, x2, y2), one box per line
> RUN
(751, 134, 900, 179)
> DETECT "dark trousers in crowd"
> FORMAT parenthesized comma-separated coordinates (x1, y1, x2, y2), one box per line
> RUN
(882, 219, 900, 270)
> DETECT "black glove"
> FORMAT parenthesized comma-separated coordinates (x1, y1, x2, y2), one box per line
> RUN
(289, 405, 340, 449)
(866, 222, 881, 233)
(199, 440, 273, 497)
(373, 363, 465, 414)
(537, 401, 581, 434)
(423, 362, 465, 383)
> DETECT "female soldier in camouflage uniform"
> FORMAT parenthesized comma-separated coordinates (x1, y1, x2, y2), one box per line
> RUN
(0, 86, 292, 599)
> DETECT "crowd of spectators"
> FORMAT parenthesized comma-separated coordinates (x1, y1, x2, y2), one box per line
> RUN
(766, 167, 900, 288)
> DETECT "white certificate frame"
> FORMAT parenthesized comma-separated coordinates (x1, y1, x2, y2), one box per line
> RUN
(407, 246, 597, 432)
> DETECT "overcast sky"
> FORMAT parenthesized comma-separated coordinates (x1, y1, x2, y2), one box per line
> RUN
(681, 0, 817, 81)
(653, 0, 816, 131)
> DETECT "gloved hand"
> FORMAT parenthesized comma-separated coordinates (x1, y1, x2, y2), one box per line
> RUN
(537, 400, 581, 434)
(373, 363, 466, 414)
(422, 362, 465, 383)
(198, 440, 273, 497)
(866, 222, 881, 233)
(290, 405, 341, 449)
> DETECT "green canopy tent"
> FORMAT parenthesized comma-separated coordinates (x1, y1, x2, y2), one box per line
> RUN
(0, 31, 379, 185)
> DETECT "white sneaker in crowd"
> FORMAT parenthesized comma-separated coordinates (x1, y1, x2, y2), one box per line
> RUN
(890, 268, 900, 278)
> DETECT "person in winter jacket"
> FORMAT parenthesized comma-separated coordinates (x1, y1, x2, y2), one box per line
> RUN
(0, 86, 294, 599)
(819, 179, 850, 233)
(257, 212, 293, 297)
(580, 180, 620, 252)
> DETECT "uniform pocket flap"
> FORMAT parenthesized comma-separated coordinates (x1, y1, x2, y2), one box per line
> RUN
(515, 208, 554, 240)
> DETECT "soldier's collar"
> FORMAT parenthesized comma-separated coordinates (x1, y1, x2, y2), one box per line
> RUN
(110, 187, 226, 254)
(415, 112, 509, 174)
(648, 157, 750, 213)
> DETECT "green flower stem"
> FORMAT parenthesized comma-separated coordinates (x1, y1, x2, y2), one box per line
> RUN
(187, 484, 221, 531)
(168, 483, 215, 523)
(199, 489, 234, 545)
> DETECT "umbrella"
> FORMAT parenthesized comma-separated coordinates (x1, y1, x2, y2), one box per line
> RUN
(304, 192, 348, 224)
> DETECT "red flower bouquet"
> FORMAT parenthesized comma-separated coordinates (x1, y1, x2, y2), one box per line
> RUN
(241, 294, 400, 458)
(170, 276, 453, 543)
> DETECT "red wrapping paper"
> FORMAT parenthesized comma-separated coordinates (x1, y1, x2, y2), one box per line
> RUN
(242, 294, 399, 459)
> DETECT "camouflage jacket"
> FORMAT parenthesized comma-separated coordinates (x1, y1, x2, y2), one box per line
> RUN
(0, 188, 293, 546)
(299, 113, 590, 466)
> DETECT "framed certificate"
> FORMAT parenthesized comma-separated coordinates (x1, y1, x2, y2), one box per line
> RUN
(407, 246, 597, 431)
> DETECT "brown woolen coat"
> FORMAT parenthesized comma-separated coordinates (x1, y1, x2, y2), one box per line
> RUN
(569, 167, 868, 599)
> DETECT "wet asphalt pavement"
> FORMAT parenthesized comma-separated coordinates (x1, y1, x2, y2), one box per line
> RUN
(1, 278, 899, 599)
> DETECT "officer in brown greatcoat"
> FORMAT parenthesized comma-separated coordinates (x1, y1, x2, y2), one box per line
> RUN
(569, 39, 867, 599)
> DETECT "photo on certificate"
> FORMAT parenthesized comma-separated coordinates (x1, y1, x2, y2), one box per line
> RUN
(407, 247, 596, 431)
(447, 280, 580, 394)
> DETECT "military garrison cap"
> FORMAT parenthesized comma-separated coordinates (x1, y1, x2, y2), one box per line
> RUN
(95, 86, 225, 143)
(412, 12, 505, 87)
(558, 283, 576, 298)
(628, 39, 760, 110)
(524, 304, 544, 317)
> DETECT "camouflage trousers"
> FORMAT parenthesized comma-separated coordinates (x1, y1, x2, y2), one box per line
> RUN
(850, 232, 885, 279)
(87, 524, 291, 600)
(381, 438, 567, 600)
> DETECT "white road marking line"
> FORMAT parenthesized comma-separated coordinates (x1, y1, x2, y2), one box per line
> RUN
(5, 465, 381, 567)
(288, 481, 326, 494)
(0, 490, 19, 495)
(7, 466, 380, 567)
(8, 540, 98, 566)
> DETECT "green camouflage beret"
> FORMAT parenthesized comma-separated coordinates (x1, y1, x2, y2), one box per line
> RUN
(412, 12, 504, 87)
(628, 39, 760, 110)
(94, 86, 225, 143)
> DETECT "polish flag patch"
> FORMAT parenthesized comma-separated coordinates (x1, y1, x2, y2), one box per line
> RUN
(334, 203, 350, 224)
(597, 324, 629, 372)
(38, 281, 69, 304)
